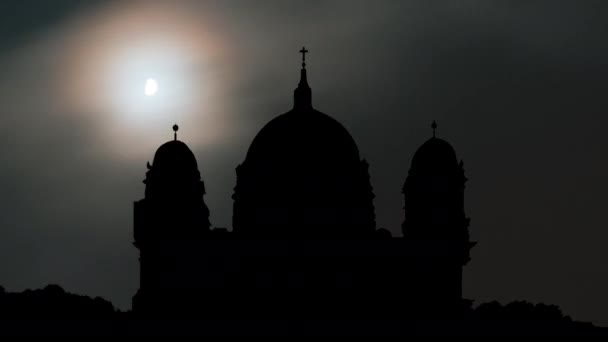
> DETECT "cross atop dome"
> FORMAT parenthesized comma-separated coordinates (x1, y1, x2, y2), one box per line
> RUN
(431, 120, 437, 138)
(294, 46, 312, 110)
(300, 46, 308, 68)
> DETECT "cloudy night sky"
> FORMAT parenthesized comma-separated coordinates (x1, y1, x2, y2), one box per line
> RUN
(0, 0, 607, 325)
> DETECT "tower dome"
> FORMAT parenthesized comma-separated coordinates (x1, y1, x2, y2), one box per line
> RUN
(411, 137, 458, 172)
(144, 125, 204, 201)
(402, 122, 473, 256)
(410, 121, 459, 174)
(152, 140, 199, 175)
(232, 48, 376, 238)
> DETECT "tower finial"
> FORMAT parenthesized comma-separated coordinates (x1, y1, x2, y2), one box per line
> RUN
(300, 46, 308, 68)
(294, 46, 312, 109)
(431, 120, 437, 138)
(173, 124, 179, 141)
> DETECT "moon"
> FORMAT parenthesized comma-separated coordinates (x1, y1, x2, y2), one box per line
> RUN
(144, 78, 159, 96)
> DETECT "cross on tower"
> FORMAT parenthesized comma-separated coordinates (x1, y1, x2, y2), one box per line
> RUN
(300, 46, 308, 68)
(173, 124, 179, 141)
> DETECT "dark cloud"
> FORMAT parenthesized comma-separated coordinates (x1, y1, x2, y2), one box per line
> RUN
(0, 0, 110, 54)
(0, 0, 607, 326)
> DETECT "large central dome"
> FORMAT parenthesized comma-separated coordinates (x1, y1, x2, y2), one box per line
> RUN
(232, 48, 376, 238)
(246, 108, 361, 166)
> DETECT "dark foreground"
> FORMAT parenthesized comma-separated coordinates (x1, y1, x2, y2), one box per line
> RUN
(0, 285, 606, 337)
(1, 317, 606, 337)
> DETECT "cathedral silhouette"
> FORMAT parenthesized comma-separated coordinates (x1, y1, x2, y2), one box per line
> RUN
(132, 48, 475, 319)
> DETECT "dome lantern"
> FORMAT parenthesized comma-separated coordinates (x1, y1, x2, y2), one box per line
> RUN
(294, 46, 312, 110)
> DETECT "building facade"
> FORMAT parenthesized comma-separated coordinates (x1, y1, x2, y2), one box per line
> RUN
(132, 49, 475, 319)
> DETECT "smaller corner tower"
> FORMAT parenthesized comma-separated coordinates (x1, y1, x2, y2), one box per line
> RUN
(402, 121, 476, 309)
(133, 125, 211, 314)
